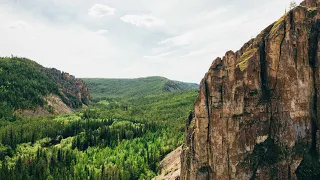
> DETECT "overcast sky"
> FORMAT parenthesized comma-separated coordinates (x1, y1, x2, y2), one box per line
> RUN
(0, 0, 302, 83)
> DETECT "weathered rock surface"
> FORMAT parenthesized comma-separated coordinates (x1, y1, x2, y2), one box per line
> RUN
(18, 94, 73, 116)
(181, 1, 320, 179)
(153, 146, 182, 180)
(45, 68, 91, 108)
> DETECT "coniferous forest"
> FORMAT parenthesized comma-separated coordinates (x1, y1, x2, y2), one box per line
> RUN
(0, 58, 198, 179)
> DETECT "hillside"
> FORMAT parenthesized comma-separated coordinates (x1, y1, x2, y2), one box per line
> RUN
(0, 57, 90, 118)
(82, 77, 198, 100)
(181, 1, 320, 179)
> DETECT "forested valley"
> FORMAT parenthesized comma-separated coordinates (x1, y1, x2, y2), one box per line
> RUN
(0, 63, 198, 179)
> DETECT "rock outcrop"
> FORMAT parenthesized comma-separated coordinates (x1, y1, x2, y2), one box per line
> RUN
(181, 1, 320, 179)
(153, 146, 182, 180)
(45, 68, 91, 108)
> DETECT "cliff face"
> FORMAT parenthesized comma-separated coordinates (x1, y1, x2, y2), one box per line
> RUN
(45, 68, 90, 108)
(181, 1, 320, 179)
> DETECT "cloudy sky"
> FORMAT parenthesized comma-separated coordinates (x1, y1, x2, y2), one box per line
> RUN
(0, 0, 302, 83)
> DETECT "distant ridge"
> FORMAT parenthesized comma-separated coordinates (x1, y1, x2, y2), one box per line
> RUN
(82, 76, 198, 100)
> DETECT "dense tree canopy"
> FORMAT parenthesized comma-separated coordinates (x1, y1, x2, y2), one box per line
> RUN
(0, 57, 58, 110)
(0, 89, 197, 179)
(83, 77, 198, 101)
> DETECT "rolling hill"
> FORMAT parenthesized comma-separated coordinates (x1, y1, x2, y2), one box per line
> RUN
(82, 76, 198, 100)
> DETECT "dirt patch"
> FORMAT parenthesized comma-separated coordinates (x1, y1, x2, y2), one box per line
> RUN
(45, 94, 73, 114)
(18, 94, 73, 116)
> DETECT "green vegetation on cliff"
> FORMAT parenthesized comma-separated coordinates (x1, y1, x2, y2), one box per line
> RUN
(0, 57, 59, 110)
(0, 57, 90, 116)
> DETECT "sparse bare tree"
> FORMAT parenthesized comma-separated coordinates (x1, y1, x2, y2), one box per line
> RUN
(289, 1, 297, 10)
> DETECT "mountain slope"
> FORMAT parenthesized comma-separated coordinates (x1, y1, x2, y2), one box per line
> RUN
(83, 76, 198, 100)
(0, 57, 90, 118)
(181, 1, 320, 179)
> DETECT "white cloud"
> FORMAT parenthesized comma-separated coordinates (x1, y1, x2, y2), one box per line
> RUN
(147, 7, 264, 64)
(199, 7, 228, 18)
(96, 29, 108, 35)
(144, 51, 174, 60)
(8, 21, 32, 30)
(159, 31, 195, 47)
(120, 15, 165, 28)
(0, 0, 305, 83)
(88, 4, 116, 18)
(180, 48, 215, 58)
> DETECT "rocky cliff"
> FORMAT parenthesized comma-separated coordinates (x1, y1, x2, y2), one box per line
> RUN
(46, 68, 91, 108)
(181, 0, 320, 179)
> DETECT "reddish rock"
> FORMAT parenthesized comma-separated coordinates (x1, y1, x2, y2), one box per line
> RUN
(181, 1, 320, 179)
(45, 68, 91, 108)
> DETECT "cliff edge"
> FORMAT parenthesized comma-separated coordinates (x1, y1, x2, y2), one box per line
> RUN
(181, 0, 320, 179)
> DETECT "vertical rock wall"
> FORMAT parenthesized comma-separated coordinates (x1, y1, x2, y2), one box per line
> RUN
(181, 1, 320, 179)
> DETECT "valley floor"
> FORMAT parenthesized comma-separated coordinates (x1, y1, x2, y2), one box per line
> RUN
(0, 90, 197, 180)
